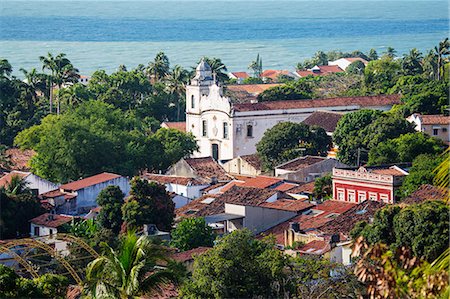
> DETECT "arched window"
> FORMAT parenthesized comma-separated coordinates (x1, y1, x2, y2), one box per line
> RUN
(191, 95, 195, 109)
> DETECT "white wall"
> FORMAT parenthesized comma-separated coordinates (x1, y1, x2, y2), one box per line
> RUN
(26, 174, 59, 195)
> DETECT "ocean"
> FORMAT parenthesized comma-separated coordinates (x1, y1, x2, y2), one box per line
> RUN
(0, 0, 448, 76)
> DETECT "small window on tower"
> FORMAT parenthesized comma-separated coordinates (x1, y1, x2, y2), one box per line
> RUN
(202, 120, 207, 137)
(223, 122, 229, 139)
(247, 125, 253, 137)
(191, 95, 195, 109)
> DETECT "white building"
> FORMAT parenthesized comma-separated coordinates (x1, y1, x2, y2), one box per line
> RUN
(0, 170, 59, 195)
(328, 57, 369, 71)
(186, 60, 401, 162)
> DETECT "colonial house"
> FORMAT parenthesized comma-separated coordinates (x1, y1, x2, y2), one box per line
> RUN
(407, 113, 450, 144)
(332, 165, 409, 204)
(275, 156, 347, 182)
(328, 57, 369, 71)
(186, 60, 400, 162)
(29, 213, 73, 237)
(166, 157, 231, 183)
(228, 72, 250, 84)
(222, 154, 262, 176)
(0, 170, 59, 195)
(295, 65, 343, 77)
(40, 172, 130, 215)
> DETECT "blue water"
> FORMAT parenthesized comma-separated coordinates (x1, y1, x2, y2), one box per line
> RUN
(0, 1, 448, 75)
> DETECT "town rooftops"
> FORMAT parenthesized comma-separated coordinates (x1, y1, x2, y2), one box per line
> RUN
(60, 172, 122, 191)
(141, 173, 206, 186)
(239, 175, 283, 189)
(0, 170, 30, 188)
(412, 114, 450, 125)
(402, 184, 448, 205)
(30, 213, 73, 228)
(276, 156, 327, 172)
(240, 154, 262, 170)
(1, 148, 35, 171)
(161, 121, 186, 132)
(232, 94, 401, 112)
(302, 110, 344, 133)
(184, 157, 231, 181)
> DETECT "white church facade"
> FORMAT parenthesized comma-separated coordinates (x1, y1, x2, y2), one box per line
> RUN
(186, 60, 401, 162)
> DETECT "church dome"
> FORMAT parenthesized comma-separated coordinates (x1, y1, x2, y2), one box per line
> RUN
(196, 59, 212, 71)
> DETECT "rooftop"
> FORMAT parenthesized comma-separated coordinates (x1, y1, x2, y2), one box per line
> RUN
(226, 83, 281, 95)
(402, 184, 448, 205)
(184, 157, 231, 181)
(297, 239, 331, 255)
(274, 182, 299, 192)
(1, 148, 35, 171)
(276, 156, 327, 171)
(240, 154, 262, 170)
(239, 175, 282, 189)
(229, 72, 250, 79)
(141, 173, 205, 186)
(0, 170, 30, 188)
(30, 213, 73, 228)
(259, 199, 314, 212)
(296, 65, 343, 77)
(302, 110, 344, 132)
(161, 122, 186, 132)
(60, 172, 122, 191)
(287, 181, 316, 194)
(171, 247, 211, 263)
(233, 94, 401, 112)
(418, 114, 449, 125)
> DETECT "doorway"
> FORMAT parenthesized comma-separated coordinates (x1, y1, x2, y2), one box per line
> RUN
(212, 144, 219, 161)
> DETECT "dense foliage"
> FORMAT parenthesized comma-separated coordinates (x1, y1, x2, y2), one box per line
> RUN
(257, 80, 313, 101)
(122, 177, 175, 231)
(96, 186, 125, 234)
(170, 217, 215, 251)
(256, 122, 331, 170)
(313, 174, 332, 200)
(352, 201, 449, 262)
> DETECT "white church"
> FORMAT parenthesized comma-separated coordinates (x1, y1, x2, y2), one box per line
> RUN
(186, 60, 400, 162)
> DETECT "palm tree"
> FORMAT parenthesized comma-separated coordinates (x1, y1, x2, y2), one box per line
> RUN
(434, 38, 450, 81)
(401, 48, 423, 75)
(19, 68, 47, 105)
(146, 52, 170, 83)
(166, 65, 189, 121)
(85, 232, 179, 298)
(248, 54, 263, 78)
(422, 49, 439, 80)
(39, 53, 80, 114)
(383, 47, 397, 58)
(5, 175, 29, 195)
(0, 59, 12, 79)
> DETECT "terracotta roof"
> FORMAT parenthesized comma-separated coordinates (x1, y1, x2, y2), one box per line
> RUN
(233, 94, 401, 112)
(297, 240, 331, 255)
(226, 83, 281, 95)
(172, 247, 211, 263)
(302, 111, 344, 132)
(345, 57, 369, 64)
(259, 199, 314, 212)
(0, 171, 29, 188)
(201, 182, 227, 193)
(142, 173, 205, 186)
(261, 70, 294, 81)
(274, 182, 298, 192)
(230, 72, 250, 79)
(161, 121, 186, 132)
(420, 114, 449, 125)
(40, 189, 65, 199)
(371, 168, 407, 176)
(402, 184, 448, 205)
(176, 194, 224, 218)
(240, 154, 262, 170)
(287, 181, 316, 194)
(319, 200, 386, 237)
(1, 148, 35, 171)
(29, 213, 73, 228)
(277, 156, 327, 171)
(240, 176, 282, 188)
(184, 157, 231, 181)
(296, 65, 343, 77)
(219, 180, 245, 193)
(60, 172, 122, 191)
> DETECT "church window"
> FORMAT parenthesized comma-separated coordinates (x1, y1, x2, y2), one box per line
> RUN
(223, 122, 229, 139)
(246, 125, 253, 137)
(202, 120, 207, 137)
(191, 95, 195, 109)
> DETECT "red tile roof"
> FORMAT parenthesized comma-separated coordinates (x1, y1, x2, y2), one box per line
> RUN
(219, 180, 245, 193)
(161, 122, 186, 132)
(60, 172, 122, 191)
(274, 182, 298, 192)
(420, 114, 449, 125)
(302, 110, 344, 132)
(402, 184, 448, 205)
(297, 240, 331, 255)
(345, 57, 369, 64)
(0, 171, 29, 188)
(1, 148, 35, 171)
(261, 70, 294, 81)
(171, 247, 211, 262)
(240, 176, 282, 189)
(259, 199, 314, 212)
(371, 168, 408, 176)
(141, 173, 206, 186)
(184, 157, 231, 181)
(277, 156, 326, 171)
(230, 72, 250, 79)
(40, 189, 65, 199)
(287, 181, 316, 194)
(296, 65, 343, 77)
(240, 154, 262, 170)
(233, 94, 401, 112)
(226, 83, 281, 95)
(30, 213, 73, 228)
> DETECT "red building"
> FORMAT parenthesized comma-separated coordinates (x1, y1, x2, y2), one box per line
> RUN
(332, 165, 409, 204)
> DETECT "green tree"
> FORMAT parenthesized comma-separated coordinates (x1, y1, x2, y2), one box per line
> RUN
(166, 65, 189, 121)
(434, 37, 450, 81)
(364, 56, 401, 93)
(146, 52, 170, 82)
(179, 229, 290, 298)
(248, 53, 263, 78)
(256, 122, 331, 170)
(170, 217, 214, 251)
(401, 48, 423, 76)
(122, 177, 175, 231)
(200, 57, 228, 83)
(39, 52, 80, 114)
(257, 79, 313, 102)
(96, 186, 125, 234)
(368, 132, 445, 165)
(85, 232, 179, 298)
(153, 128, 198, 170)
(346, 60, 366, 75)
(367, 48, 379, 61)
(313, 174, 332, 200)
(397, 154, 445, 199)
(383, 47, 397, 58)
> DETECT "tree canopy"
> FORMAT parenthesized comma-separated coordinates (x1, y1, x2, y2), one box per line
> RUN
(170, 217, 215, 251)
(256, 122, 331, 170)
(96, 186, 125, 234)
